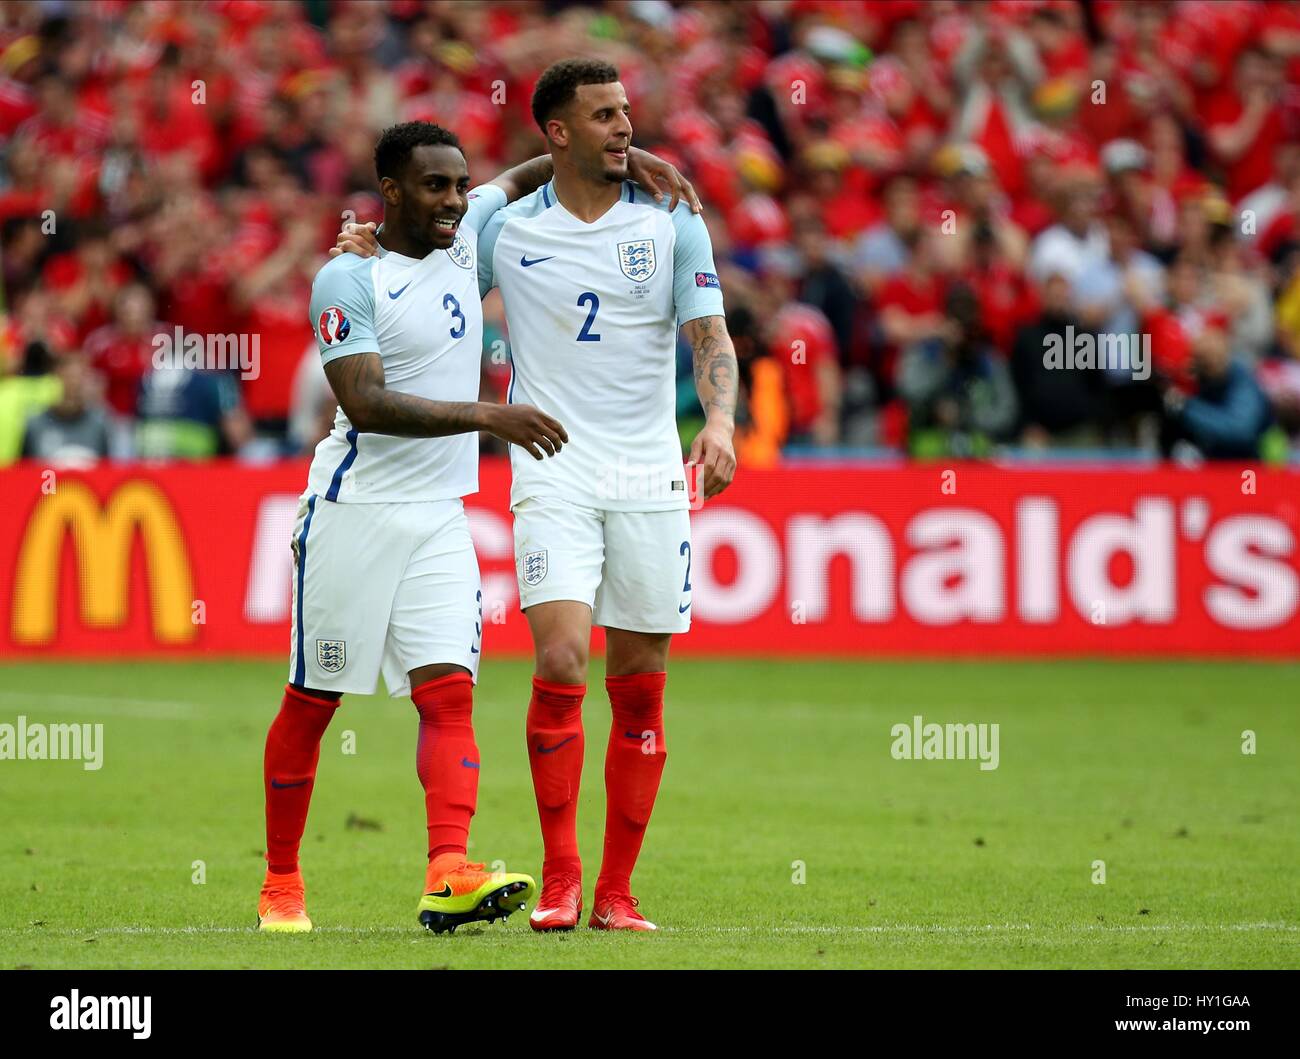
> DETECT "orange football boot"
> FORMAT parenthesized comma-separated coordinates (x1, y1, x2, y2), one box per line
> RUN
(257, 869, 312, 933)
(418, 853, 536, 933)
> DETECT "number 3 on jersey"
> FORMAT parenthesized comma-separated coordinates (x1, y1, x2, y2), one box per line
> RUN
(576, 292, 601, 342)
(444, 293, 466, 339)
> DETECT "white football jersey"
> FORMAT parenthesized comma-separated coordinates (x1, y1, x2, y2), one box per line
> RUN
(479, 180, 725, 512)
(306, 185, 507, 503)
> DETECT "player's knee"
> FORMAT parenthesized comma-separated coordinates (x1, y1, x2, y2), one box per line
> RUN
(606, 635, 671, 678)
(535, 640, 589, 685)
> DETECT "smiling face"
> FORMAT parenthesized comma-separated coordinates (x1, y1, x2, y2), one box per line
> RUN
(384, 143, 469, 254)
(557, 81, 633, 184)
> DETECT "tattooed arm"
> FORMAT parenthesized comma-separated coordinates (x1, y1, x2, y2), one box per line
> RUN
(323, 352, 568, 461)
(488, 155, 553, 203)
(682, 314, 739, 498)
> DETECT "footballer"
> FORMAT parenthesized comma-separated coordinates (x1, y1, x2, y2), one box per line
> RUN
(258, 122, 567, 935)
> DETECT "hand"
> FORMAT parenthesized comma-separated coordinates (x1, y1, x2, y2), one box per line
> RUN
(627, 147, 701, 214)
(329, 221, 380, 259)
(687, 420, 736, 500)
(483, 404, 569, 460)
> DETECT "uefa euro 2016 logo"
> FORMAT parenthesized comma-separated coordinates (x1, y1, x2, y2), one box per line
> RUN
(618, 239, 656, 282)
(318, 307, 351, 345)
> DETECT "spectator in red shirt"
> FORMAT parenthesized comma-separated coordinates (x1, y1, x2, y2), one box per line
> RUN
(762, 258, 842, 446)
(84, 283, 166, 418)
(230, 213, 320, 432)
(852, 173, 921, 295)
(1207, 46, 1288, 204)
(872, 227, 953, 414)
(41, 222, 132, 344)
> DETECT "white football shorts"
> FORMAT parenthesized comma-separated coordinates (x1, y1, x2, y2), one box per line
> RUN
(512, 495, 692, 634)
(288, 493, 483, 698)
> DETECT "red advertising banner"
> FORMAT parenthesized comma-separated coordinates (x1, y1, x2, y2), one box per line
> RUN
(1, 460, 1297, 658)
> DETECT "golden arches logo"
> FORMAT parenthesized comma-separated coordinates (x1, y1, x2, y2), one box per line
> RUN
(12, 480, 196, 645)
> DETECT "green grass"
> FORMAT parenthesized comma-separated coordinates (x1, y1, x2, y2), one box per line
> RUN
(0, 659, 1297, 969)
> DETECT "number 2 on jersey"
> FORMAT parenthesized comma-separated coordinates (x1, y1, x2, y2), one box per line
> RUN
(576, 292, 601, 342)
(444, 293, 466, 339)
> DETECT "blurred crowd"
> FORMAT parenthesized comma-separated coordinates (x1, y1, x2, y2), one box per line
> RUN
(2, 0, 1300, 469)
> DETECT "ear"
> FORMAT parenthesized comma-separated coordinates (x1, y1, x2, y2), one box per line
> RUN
(379, 176, 401, 208)
(545, 117, 568, 149)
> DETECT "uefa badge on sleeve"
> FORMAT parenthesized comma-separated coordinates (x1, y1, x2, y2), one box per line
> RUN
(317, 307, 350, 345)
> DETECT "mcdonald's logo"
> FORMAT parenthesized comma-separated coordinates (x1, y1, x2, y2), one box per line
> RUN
(12, 480, 196, 645)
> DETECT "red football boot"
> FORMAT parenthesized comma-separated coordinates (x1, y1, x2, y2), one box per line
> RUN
(528, 870, 583, 932)
(588, 892, 656, 932)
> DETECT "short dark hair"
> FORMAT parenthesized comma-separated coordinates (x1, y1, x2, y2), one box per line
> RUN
(374, 122, 463, 182)
(531, 58, 620, 133)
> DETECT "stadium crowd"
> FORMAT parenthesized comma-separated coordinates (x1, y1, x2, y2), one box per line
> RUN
(2, 0, 1300, 468)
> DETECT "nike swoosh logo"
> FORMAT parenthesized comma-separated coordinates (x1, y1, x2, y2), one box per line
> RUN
(593, 911, 613, 926)
(520, 254, 555, 267)
(388, 281, 413, 299)
(427, 884, 453, 899)
(270, 778, 309, 789)
(530, 907, 565, 922)
(679, 602, 691, 613)
(461, 757, 480, 769)
(624, 730, 643, 740)
(470, 645, 479, 654)
(536, 734, 577, 755)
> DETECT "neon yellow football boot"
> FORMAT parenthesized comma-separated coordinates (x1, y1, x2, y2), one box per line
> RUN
(417, 854, 536, 933)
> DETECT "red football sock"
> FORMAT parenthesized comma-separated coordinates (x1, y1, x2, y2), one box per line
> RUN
(596, 671, 667, 899)
(412, 672, 479, 863)
(526, 677, 586, 877)
(264, 684, 339, 875)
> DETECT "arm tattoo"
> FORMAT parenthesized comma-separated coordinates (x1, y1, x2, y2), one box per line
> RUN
(494, 155, 554, 203)
(687, 315, 738, 422)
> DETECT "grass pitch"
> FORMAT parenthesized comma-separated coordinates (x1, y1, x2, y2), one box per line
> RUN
(0, 658, 1296, 969)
